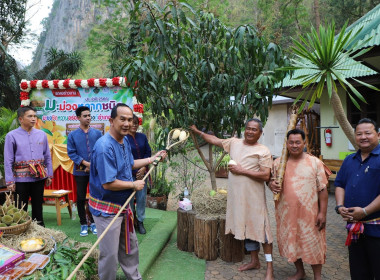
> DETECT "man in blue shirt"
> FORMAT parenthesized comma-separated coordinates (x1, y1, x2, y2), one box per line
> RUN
(126, 115, 151, 234)
(67, 106, 102, 236)
(335, 118, 380, 280)
(89, 104, 166, 280)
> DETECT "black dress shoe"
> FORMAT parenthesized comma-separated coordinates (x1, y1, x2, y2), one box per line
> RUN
(137, 221, 146, 234)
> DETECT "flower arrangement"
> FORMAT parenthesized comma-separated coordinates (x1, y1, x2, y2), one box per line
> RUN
(18, 77, 144, 145)
(133, 104, 144, 113)
(18, 77, 135, 107)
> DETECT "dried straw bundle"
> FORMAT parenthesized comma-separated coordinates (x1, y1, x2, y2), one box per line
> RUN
(191, 187, 227, 219)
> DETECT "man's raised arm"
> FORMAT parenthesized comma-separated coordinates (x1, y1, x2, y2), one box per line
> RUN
(190, 125, 223, 148)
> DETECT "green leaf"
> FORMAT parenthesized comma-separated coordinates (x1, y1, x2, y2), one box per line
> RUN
(179, 10, 187, 25)
(171, 6, 177, 20)
(209, 62, 215, 73)
(149, 81, 157, 90)
(157, 19, 167, 37)
(41, 128, 53, 136)
(347, 92, 361, 110)
(351, 78, 380, 91)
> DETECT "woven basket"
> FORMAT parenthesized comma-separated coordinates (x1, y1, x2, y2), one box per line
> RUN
(0, 216, 32, 235)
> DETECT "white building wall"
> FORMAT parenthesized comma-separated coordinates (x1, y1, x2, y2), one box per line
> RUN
(260, 104, 289, 157)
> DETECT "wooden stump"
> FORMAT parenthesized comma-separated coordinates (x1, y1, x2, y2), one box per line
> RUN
(218, 218, 244, 262)
(194, 215, 219, 260)
(177, 208, 195, 252)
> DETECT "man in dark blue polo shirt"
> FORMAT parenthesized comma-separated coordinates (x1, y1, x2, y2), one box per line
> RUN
(335, 118, 380, 280)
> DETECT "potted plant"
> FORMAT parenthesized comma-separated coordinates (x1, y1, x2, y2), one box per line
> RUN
(215, 153, 230, 178)
(147, 161, 175, 210)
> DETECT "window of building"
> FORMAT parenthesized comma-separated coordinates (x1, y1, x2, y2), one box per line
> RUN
(347, 86, 380, 127)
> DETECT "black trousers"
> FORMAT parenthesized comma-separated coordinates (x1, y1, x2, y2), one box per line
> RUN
(74, 175, 94, 225)
(15, 180, 45, 226)
(348, 234, 380, 280)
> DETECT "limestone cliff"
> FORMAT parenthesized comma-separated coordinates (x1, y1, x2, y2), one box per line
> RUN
(30, 0, 112, 72)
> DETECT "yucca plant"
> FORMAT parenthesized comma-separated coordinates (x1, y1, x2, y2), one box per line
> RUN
(0, 107, 18, 181)
(282, 21, 379, 149)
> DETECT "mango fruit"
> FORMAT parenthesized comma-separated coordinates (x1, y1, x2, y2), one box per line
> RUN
(179, 131, 187, 141)
(228, 159, 237, 165)
(172, 129, 181, 140)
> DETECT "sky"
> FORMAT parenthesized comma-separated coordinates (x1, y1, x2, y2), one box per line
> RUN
(8, 0, 54, 66)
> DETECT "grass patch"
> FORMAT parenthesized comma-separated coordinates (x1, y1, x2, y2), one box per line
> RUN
(144, 230, 206, 280)
(41, 209, 159, 244)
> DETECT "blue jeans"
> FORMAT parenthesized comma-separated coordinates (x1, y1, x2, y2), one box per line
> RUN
(130, 177, 147, 222)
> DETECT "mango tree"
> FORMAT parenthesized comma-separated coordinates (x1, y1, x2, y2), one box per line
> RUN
(122, 1, 288, 190)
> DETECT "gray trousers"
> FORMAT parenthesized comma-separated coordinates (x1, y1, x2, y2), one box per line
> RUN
(93, 215, 142, 280)
(244, 235, 269, 252)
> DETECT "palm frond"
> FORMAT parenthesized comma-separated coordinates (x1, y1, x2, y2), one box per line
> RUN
(278, 20, 379, 111)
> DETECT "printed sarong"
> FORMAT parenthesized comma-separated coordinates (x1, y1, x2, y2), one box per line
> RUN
(345, 217, 380, 246)
(89, 195, 134, 254)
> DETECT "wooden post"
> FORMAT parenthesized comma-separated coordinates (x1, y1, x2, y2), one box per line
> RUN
(218, 218, 244, 262)
(194, 215, 218, 260)
(177, 208, 195, 252)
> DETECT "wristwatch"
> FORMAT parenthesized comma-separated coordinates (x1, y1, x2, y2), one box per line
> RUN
(335, 205, 344, 214)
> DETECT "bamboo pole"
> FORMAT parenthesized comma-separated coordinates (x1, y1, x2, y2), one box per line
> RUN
(273, 105, 299, 201)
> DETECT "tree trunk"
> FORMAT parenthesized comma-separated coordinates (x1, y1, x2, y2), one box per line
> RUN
(210, 170, 217, 190)
(194, 215, 219, 260)
(314, 0, 320, 33)
(177, 208, 195, 252)
(331, 89, 358, 150)
(208, 144, 217, 190)
(218, 218, 244, 262)
(189, 132, 217, 190)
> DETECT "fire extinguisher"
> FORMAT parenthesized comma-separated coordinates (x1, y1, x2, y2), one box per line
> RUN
(325, 128, 332, 147)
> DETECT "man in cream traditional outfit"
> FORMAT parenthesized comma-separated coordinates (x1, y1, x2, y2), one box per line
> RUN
(191, 118, 274, 280)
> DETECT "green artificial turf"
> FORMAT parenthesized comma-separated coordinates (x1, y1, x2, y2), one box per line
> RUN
(41, 206, 205, 279)
(144, 230, 206, 280)
(42, 208, 159, 244)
